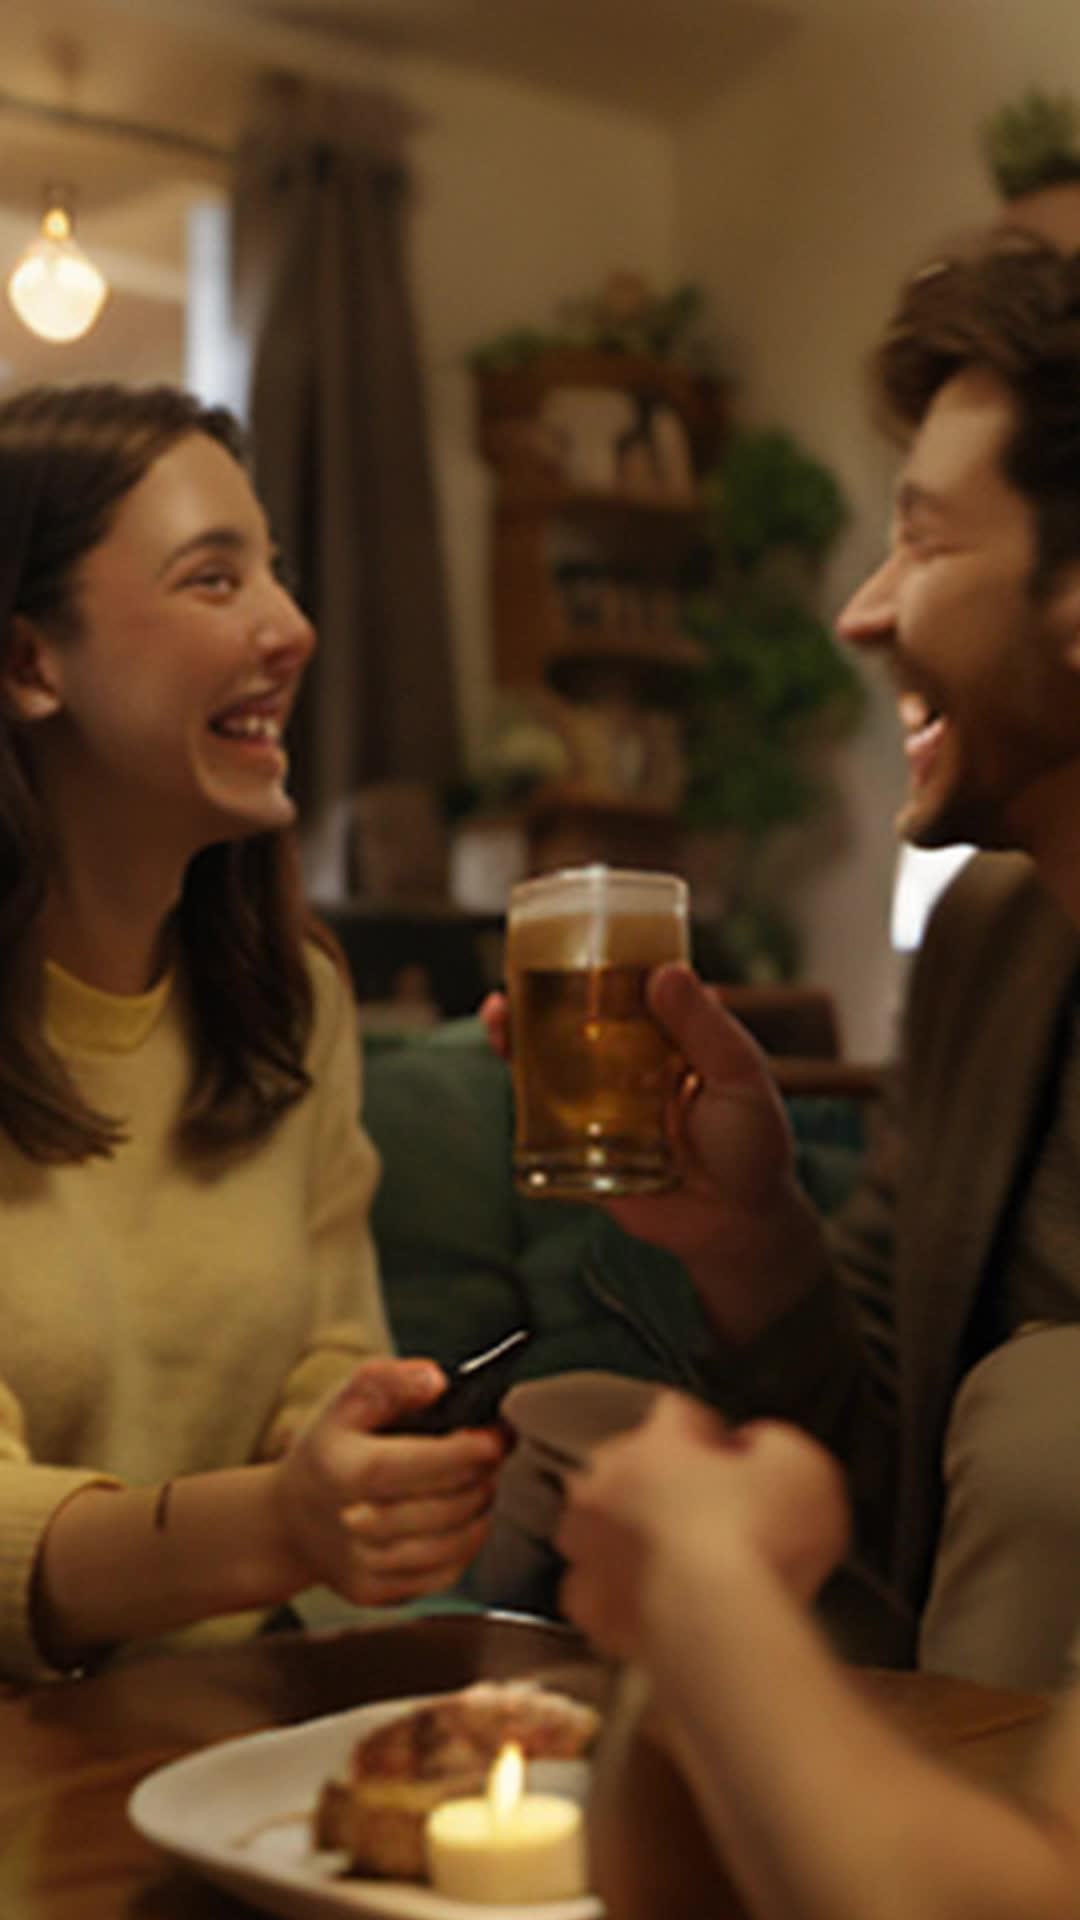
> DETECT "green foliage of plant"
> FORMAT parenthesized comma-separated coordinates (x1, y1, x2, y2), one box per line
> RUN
(691, 590, 862, 733)
(704, 429, 848, 572)
(710, 900, 802, 986)
(683, 593, 863, 832)
(681, 428, 864, 975)
(683, 704, 820, 835)
(467, 278, 712, 372)
(467, 327, 572, 372)
(982, 89, 1080, 199)
(562, 281, 709, 362)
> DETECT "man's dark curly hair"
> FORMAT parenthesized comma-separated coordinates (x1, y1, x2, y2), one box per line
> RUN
(872, 231, 1080, 592)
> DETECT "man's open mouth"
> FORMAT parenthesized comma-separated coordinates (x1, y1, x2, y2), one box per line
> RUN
(898, 691, 947, 775)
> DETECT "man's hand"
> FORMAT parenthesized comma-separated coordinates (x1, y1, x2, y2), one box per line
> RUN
(483, 963, 827, 1341)
(272, 1357, 507, 1606)
(482, 964, 791, 1254)
(616, 965, 798, 1258)
(556, 1392, 850, 1663)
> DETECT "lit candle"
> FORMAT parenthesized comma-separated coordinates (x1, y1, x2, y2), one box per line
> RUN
(425, 1740, 587, 1904)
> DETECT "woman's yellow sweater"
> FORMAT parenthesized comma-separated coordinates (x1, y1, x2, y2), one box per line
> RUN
(0, 945, 390, 1680)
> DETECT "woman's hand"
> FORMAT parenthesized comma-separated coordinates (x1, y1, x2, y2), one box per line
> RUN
(271, 1357, 508, 1606)
(556, 1392, 850, 1663)
(30, 1359, 506, 1669)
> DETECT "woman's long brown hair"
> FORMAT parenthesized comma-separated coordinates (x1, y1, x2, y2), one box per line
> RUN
(0, 382, 334, 1163)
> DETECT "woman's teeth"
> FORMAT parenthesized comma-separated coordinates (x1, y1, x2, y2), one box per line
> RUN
(214, 713, 281, 742)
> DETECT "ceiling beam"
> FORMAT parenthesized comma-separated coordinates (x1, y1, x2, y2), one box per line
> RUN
(0, 86, 230, 166)
(93, 0, 401, 93)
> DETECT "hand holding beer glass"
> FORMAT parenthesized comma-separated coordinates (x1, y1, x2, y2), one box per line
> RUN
(507, 865, 690, 1198)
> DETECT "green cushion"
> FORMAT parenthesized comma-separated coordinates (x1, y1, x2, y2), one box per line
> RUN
(364, 1021, 517, 1274)
(789, 1096, 867, 1214)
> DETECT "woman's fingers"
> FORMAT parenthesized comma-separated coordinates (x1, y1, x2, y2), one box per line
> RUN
(342, 1475, 496, 1547)
(337, 1429, 506, 1503)
(332, 1357, 448, 1432)
(328, 1434, 502, 1601)
(339, 1514, 494, 1603)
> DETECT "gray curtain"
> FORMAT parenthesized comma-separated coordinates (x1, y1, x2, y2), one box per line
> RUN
(231, 84, 461, 844)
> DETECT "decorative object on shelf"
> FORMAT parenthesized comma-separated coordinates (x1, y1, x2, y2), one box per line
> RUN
(475, 368, 720, 791)
(448, 692, 572, 814)
(538, 386, 636, 493)
(982, 89, 1080, 248)
(468, 285, 867, 973)
(680, 427, 865, 980)
(547, 699, 686, 810)
(349, 780, 450, 904)
(453, 683, 689, 881)
(448, 816, 529, 914)
(470, 282, 728, 881)
(476, 348, 724, 497)
(533, 382, 695, 504)
(443, 693, 568, 911)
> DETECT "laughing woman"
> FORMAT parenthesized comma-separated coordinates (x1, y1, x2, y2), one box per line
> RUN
(0, 383, 502, 1684)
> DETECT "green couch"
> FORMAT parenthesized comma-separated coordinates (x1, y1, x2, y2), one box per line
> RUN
(362, 1018, 869, 1410)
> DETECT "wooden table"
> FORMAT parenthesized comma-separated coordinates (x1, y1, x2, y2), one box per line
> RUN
(0, 1612, 1051, 1920)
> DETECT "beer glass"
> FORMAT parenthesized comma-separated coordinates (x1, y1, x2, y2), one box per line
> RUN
(507, 864, 690, 1198)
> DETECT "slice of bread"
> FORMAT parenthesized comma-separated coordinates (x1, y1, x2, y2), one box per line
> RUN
(314, 1681, 600, 1880)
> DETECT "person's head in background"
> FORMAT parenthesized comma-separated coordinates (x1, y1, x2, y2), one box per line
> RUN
(837, 235, 1080, 888)
(0, 382, 322, 1164)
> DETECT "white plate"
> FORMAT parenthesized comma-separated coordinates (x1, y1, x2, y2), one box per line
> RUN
(128, 1693, 604, 1920)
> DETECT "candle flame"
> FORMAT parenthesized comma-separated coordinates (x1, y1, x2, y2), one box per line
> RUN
(488, 1741, 525, 1825)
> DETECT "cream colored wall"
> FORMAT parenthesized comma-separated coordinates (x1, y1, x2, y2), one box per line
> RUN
(671, 0, 1080, 1056)
(400, 57, 676, 764)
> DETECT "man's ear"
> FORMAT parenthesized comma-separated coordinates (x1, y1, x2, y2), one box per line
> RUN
(1, 616, 63, 722)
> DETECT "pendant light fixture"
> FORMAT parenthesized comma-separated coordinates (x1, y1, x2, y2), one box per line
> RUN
(7, 184, 108, 344)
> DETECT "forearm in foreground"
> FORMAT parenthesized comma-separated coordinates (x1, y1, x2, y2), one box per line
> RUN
(645, 1543, 1079, 1920)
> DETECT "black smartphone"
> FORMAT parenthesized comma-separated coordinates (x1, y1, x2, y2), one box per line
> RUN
(388, 1328, 532, 1435)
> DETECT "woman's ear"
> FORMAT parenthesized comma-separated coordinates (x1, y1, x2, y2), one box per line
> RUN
(1, 616, 63, 722)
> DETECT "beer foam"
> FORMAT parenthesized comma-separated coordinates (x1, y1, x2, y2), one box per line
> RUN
(508, 866, 688, 970)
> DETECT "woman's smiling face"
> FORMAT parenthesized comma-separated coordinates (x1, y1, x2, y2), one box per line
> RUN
(836, 365, 1080, 857)
(14, 429, 315, 857)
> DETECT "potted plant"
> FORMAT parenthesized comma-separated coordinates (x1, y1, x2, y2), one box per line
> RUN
(467, 272, 714, 374)
(679, 428, 865, 981)
(982, 89, 1080, 248)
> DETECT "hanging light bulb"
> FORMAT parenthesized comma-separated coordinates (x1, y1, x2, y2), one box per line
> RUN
(7, 187, 109, 344)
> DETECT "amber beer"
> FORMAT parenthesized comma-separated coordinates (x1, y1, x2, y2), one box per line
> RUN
(507, 866, 690, 1197)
